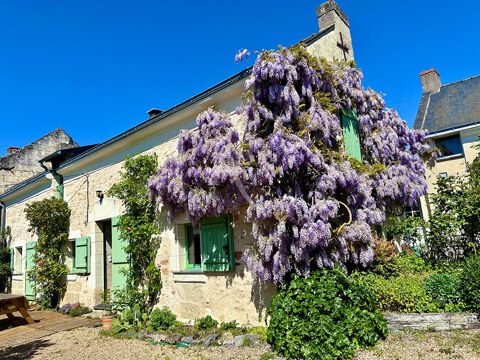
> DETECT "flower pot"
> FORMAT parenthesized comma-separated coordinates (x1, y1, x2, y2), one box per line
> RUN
(102, 315, 117, 331)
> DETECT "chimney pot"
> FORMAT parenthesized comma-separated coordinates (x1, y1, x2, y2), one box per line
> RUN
(420, 68, 441, 94)
(147, 108, 164, 119)
(6, 147, 21, 156)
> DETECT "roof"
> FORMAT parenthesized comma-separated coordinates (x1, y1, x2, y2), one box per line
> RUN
(414, 75, 480, 134)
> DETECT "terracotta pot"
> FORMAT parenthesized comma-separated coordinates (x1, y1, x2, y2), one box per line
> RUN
(102, 315, 117, 331)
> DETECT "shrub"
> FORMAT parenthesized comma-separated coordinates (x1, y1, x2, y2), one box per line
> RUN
(372, 236, 398, 273)
(267, 268, 388, 360)
(355, 271, 439, 313)
(424, 273, 464, 308)
(220, 320, 238, 331)
(149, 307, 176, 331)
(69, 306, 92, 317)
(459, 256, 480, 312)
(195, 315, 218, 330)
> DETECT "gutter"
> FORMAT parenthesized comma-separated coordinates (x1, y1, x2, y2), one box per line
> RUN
(425, 122, 480, 139)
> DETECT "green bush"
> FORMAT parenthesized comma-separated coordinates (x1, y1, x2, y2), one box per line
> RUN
(69, 306, 92, 317)
(220, 320, 237, 331)
(149, 307, 176, 331)
(459, 256, 480, 312)
(424, 273, 464, 308)
(355, 271, 439, 313)
(195, 315, 218, 330)
(267, 268, 388, 360)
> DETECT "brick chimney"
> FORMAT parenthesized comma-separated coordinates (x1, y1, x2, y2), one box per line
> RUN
(6, 147, 21, 156)
(147, 108, 164, 119)
(420, 68, 441, 94)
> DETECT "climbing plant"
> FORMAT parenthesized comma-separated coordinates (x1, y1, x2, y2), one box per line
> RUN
(148, 46, 429, 284)
(24, 197, 70, 308)
(107, 154, 162, 312)
(0, 227, 12, 293)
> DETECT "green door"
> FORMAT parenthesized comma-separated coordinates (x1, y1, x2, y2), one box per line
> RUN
(111, 216, 129, 293)
(341, 109, 362, 161)
(200, 216, 231, 271)
(25, 242, 36, 300)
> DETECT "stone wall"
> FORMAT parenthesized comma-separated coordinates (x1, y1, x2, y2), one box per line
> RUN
(0, 129, 77, 195)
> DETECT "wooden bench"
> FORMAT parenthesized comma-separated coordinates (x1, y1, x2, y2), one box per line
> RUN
(0, 294, 35, 324)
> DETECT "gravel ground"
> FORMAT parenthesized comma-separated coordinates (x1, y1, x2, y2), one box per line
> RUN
(356, 329, 480, 360)
(1, 327, 280, 360)
(2, 326, 480, 359)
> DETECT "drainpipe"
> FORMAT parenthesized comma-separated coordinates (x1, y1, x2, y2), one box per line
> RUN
(0, 202, 5, 247)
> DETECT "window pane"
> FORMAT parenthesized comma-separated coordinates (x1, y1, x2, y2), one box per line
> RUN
(435, 135, 463, 156)
(186, 224, 201, 266)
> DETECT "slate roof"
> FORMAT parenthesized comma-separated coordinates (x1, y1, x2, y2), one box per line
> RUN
(413, 75, 480, 134)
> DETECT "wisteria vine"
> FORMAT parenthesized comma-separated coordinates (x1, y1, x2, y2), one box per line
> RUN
(148, 46, 429, 284)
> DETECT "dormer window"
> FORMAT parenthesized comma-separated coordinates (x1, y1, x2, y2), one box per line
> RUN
(435, 134, 463, 158)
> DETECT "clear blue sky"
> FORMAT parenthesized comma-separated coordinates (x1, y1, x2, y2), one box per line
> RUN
(1, 1, 479, 156)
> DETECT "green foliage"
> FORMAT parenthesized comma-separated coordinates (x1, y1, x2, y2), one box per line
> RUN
(220, 320, 238, 331)
(24, 197, 70, 308)
(107, 154, 162, 311)
(69, 306, 92, 317)
(195, 315, 218, 330)
(267, 268, 388, 360)
(459, 256, 480, 312)
(111, 303, 147, 334)
(424, 273, 464, 309)
(372, 236, 398, 274)
(149, 307, 177, 331)
(0, 227, 12, 293)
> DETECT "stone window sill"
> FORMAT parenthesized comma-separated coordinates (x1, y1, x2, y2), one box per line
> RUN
(172, 271, 207, 284)
(67, 273, 77, 281)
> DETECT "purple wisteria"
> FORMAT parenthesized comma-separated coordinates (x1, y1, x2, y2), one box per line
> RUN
(148, 46, 429, 284)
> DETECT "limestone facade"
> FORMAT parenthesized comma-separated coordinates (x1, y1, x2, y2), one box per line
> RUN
(0, 1, 355, 325)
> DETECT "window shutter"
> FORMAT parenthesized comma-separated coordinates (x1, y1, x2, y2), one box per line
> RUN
(341, 109, 362, 161)
(200, 215, 235, 272)
(74, 237, 91, 274)
(9, 248, 14, 272)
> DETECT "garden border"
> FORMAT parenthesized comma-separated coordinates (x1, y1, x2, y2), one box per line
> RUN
(384, 312, 480, 331)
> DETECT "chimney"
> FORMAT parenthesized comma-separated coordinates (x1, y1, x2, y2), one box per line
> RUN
(420, 68, 441, 94)
(147, 108, 164, 119)
(316, 0, 349, 31)
(6, 147, 21, 156)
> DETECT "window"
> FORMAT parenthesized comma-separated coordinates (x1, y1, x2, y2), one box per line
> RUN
(14, 247, 22, 274)
(439, 172, 448, 178)
(435, 135, 463, 157)
(341, 109, 362, 161)
(185, 224, 201, 269)
(183, 214, 235, 272)
(404, 201, 422, 219)
(67, 240, 75, 273)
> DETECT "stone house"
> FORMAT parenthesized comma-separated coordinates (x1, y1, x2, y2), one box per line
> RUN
(413, 69, 480, 219)
(0, 1, 357, 325)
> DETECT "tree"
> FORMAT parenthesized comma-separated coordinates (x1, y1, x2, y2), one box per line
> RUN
(148, 46, 428, 284)
(107, 154, 162, 311)
(24, 197, 70, 308)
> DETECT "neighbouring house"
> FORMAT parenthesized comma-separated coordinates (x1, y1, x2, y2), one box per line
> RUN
(0, 129, 78, 195)
(0, 1, 357, 325)
(413, 69, 480, 220)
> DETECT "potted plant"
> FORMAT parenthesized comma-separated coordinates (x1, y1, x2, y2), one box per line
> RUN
(100, 289, 116, 331)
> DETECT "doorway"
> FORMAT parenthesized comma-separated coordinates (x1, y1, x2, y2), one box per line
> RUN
(98, 219, 112, 293)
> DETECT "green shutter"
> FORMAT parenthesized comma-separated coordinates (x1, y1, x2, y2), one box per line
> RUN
(25, 242, 36, 300)
(200, 215, 235, 272)
(341, 109, 362, 161)
(74, 237, 91, 273)
(9, 248, 14, 272)
(111, 216, 130, 292)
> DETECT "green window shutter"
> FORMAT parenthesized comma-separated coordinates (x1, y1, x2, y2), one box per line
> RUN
(111, 216, 130, 293)
(25, 242, 36, 300)
(200, 214, 235, 272)
(74, 236, 91, 274)
(341, 109, 362, 161)
(9, 248, 14, 272)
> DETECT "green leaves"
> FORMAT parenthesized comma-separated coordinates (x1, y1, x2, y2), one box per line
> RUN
(149, 307, 177, 331)
(24, 197, 70, 309)
(107, 154, 162, 312)
(267, 268, 387, 360)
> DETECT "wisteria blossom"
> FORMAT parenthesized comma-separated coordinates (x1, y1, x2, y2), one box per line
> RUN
(148, 46, 429, 284)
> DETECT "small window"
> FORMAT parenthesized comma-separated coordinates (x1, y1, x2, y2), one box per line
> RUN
(185, 224, 201, 269)
(67, 240, 75, 273)
(439, 172, 448, 178)
(14, 247, 22, 274)
(435, 135, 463, 157)
(404, 201, 422, 219)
